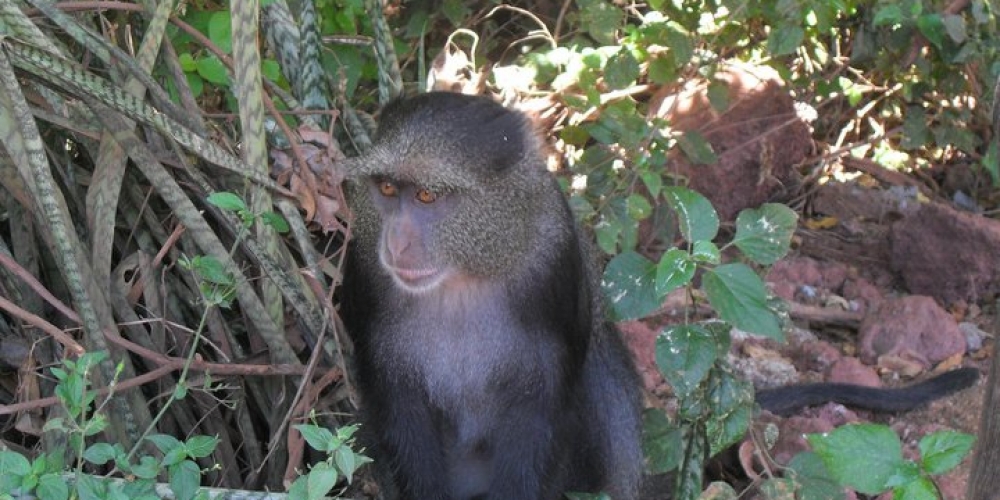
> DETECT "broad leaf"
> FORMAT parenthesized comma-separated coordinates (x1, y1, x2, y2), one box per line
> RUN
(662, 187, 719, 243)
(807, 424, 903, 495)
(655, 248, 695, 296)
(767, 25, 805, 56)
(169, 460, 201, 500)
(656, 325, 715, 398)
(642, 409, 682, 474)
(206, 192, 246, 213)
(919, 430, 974, 475)
(732, 204, 798, 265)
(703, 264, 782, 339)
(602, 251, 659, 320)
(676, 131, 718, 165)
(786, 452, 842, 500)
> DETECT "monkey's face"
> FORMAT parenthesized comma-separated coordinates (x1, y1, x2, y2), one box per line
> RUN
(367, 176, 461, 294)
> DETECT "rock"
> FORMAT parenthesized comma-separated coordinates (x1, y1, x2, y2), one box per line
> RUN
(649, 64, 810, 221)
(841, 276, 883, 315)
(891, 201, 1000, 304)
(827, 357, 881, 387)
(857, 296, 966, 369)
(765, 256, 849, 304)
(617, 320, 663, 392)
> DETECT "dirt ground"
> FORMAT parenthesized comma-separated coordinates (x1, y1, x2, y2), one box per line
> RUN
(622, 63, 995, 499)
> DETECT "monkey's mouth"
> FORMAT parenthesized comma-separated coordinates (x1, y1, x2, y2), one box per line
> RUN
(390, 266, 445, 291)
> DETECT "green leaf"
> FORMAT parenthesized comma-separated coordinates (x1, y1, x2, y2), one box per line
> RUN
(786, 452, 842, 500)
(20, 472, 37, 493)
(334, 446, 358, 479)
(76, 474, 107, 500)
(82, 414, 108, 436)
(690, 240, 720, 264)
(178, 52, 197, 72)
(132, 456, 160, 480)
(83, 443, 117, 465)
(169, 460, 201, 500)
(941, 14, 967, 43)
(441, 0, 470, 26)
(602, 251, 660, 320)
(674, 426, 707, 499)
(757, 477, 795, 499)
(916, 14, 946, 49)
(185, 435, 220, 459)
(30, 455, 45, 475)
(296, 424, 337, 453)
(207, 11, 233, 53)
(767, 24, 805, 56)
(262, 59, 282, 82)
(576, 0, 623, 45)
(641, 409, 682, 474)
(884, 459, 922, 488)
(163, 445, 188, 467)
(206, 192, 247, 213)
(893, 476, 938, 500)
(648, 57, 677, 85)
(307, 462, 339, 500)
(605, 49, 640, 90)
(919, 430, 974, 475)
(595, 197, 638, 254)
(336, 423, 362, 441)
(43, 417, 66, 432)
(37, 473, 69, 500)
(656, 325, 715, 398)
(259, 211, 290, 232)
(288, 475, 308, 500)
(705, 371, 754, 453)
(982, 140, 1000, 186)
(655, 248, 695, 296)
(0, 450, 31, 479)
(196, 56, 229, 85)
(146, 434, 183, 455)
(188, 256, 233, 285)
(662, 187, 719, 243)
(676, 130, 718, 165)
(807, 424, 904, 495)
(185, 73, 205, 98)
(873, 5, 903, 27)
(901, 106, 930, 150)
(626, 193, 652, 221)
(703, 264, 782, 339)
(640, 171, 663, 198)
(732, 204, 798, 265)
(707, 80, 730, 113)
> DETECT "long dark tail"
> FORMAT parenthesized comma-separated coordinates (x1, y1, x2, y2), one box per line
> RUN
(756, 367, 980, 417)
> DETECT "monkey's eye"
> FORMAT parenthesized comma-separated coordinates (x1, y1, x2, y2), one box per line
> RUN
(377, 181, 398, 197)
(415, 189, 437, 204)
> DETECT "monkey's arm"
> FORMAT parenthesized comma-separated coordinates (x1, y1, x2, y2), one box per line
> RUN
(755, 367, 979, 417)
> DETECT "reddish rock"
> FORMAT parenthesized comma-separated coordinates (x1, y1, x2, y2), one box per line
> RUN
(761, 415, 833, 465)
(827, 357, 881, 387)
(766, 256, 849, 303)
(842, 276, 883, 314)
(891, 201, 1000, 305)
(857, 296, 966, 369)
(649, 64, 810, 221)
(617, 320, 663, 391)
(797, 340, 843, 373)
